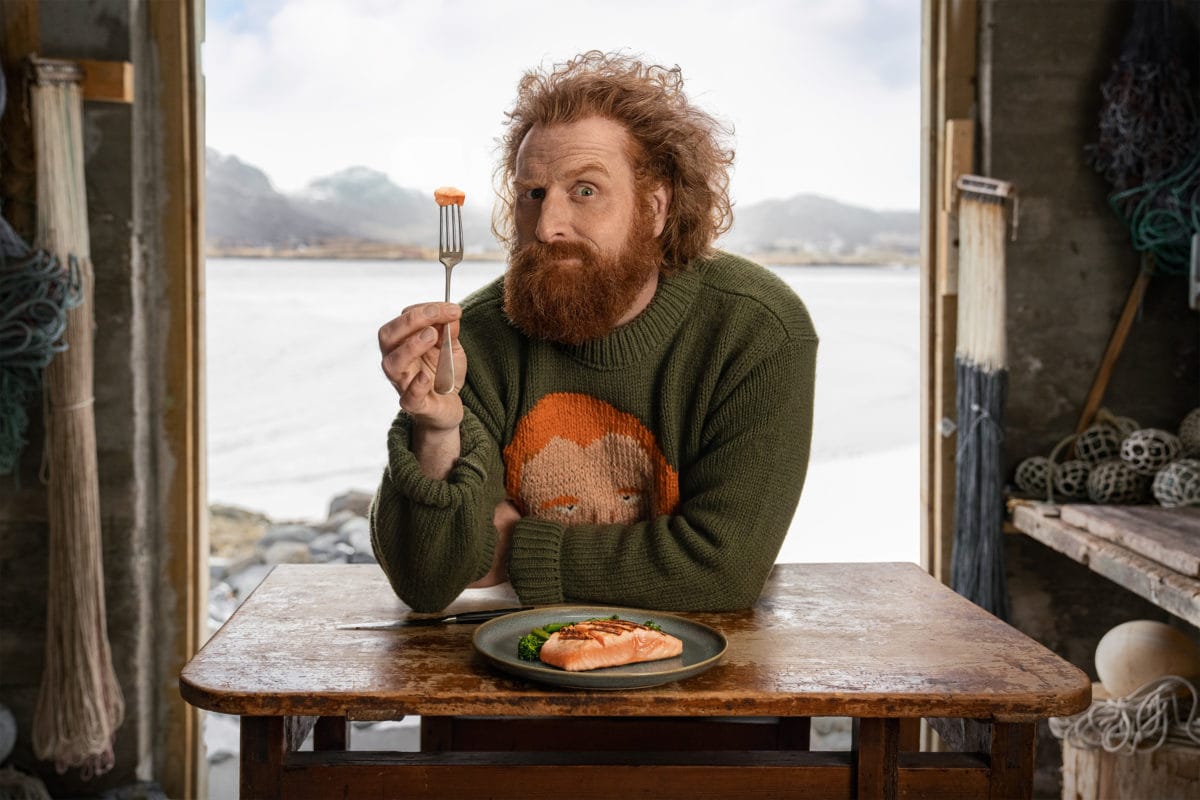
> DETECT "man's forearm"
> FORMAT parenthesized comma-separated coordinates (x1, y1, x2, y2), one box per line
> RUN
(412, 423, 461, 480)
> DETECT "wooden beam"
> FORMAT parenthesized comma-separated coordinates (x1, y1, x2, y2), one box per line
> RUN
(922, 0, 978, 588)
(938, 119, 974, 296)
(149, 0, 205, 798)
(79, 59, 134, 103)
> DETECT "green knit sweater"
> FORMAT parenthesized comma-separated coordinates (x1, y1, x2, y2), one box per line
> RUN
(370, 251, 818, 612)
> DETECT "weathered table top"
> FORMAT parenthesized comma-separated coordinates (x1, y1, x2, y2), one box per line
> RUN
(180, 562, 1090, 722)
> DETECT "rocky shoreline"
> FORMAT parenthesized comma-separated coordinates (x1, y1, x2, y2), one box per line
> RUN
(208, 489, 377, 632)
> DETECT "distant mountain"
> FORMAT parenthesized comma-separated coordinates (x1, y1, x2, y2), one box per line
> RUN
(293, 166, 494, 251)
(205, 149, 918, 263)
(719, 194, 919, 259)
(205, 149, 346, 248)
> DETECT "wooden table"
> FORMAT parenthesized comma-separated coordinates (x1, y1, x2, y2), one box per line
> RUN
(180, 562, 1089, 799)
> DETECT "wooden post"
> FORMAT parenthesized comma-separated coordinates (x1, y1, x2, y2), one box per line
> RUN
(314, 716, 350, 751)
(148, 1, 206, 797)
(922, 0, 979, 589)
(988, 722, 1035, 800)
(240, 716, 285, 800)
(856, 718, 900, 800)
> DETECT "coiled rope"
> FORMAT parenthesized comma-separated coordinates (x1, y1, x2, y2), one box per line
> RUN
(0, 222, 79, 476)
(1050, 676, 1200, 755)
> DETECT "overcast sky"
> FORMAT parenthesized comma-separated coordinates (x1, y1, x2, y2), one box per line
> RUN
(204, 0, 920, 211)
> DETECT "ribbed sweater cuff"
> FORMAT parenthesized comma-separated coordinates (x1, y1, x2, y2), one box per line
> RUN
(509, 518, 565, 604)
(386, 411, 488, 506)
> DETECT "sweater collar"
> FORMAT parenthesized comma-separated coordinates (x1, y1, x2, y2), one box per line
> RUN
(558, 266, 700, 368)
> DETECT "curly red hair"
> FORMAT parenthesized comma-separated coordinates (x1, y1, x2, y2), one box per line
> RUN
(493, 50, 735, 275)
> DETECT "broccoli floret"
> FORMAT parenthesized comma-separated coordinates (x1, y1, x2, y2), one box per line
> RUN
(517, 633, 544, 661)
(517, 621, 576, 661)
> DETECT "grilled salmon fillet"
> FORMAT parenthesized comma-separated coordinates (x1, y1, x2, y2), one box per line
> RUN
(433, 186, 466, 206)
(539, 619, 683, 672)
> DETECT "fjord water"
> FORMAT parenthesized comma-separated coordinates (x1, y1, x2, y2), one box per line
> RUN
(205, 258, 920, 564)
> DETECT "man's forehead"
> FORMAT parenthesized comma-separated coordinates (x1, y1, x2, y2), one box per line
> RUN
(515, 118, 634, 178)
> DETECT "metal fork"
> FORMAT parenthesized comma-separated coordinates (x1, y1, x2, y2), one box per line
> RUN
(434, 203, 463, 394)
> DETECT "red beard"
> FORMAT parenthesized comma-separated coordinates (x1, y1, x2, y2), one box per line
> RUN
(503, 207, 661, 345)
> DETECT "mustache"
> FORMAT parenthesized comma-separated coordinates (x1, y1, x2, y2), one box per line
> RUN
(511, 239, 597, 265)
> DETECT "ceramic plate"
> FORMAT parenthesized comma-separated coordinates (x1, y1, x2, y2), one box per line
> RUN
(472, 605, 727, 690)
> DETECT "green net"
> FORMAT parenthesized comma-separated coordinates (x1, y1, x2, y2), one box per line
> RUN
(0, 217, 80, 475)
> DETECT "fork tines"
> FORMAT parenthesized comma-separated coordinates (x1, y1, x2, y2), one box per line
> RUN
(439, 204, 463, 257)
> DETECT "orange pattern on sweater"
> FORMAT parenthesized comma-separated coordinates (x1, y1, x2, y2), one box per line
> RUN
(503, 392, 680, 525)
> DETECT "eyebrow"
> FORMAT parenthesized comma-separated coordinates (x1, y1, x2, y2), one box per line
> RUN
(515, 161, 612, 187)
(567, 162, 611, 179)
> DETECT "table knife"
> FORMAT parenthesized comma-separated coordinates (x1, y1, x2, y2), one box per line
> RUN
(336, 606, 532, 630)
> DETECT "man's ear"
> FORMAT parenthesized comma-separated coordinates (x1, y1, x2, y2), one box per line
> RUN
(650, 182, 671, 238)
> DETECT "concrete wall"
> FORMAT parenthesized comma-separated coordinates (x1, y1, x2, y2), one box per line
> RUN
(985, 0, 1199, 461)
(0, 0, 174, 794)
(981, 0, 1200, 795)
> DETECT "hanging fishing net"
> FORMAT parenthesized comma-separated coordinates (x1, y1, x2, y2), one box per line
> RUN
(1085, 0, 1200, 274)
(0, 60, 79, 476)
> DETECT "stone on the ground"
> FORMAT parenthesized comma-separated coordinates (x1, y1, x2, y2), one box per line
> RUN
(208, 503, 271, 561)
(226, 563, 274, 599)
(262, 540, 311, 565)
(316, 508, 357, 533)
(208, 581, 239, 625)
(260, 523, 319, 547)
(328, 489, 373, 519)
(339, 516, 371, 551)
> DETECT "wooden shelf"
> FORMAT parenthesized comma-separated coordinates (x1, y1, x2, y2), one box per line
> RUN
(1011, 503, 1200, 627)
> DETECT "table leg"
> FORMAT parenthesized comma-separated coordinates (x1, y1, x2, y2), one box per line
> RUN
(854, 717, 899, 800)
(240, 716, 284, 800)
(314, 716, 349, 751)
(988, 722, 1035, 800)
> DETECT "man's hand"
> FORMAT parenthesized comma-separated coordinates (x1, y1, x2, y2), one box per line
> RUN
(379, 302, 466, 479)
(468, 500, 521, 588)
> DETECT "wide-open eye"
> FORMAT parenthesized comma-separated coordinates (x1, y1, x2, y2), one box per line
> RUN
(572, 185, 595, 197)
(520, 187, 546, 201)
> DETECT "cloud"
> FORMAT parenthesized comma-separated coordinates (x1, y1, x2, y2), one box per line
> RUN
(204, 0, 920, 210)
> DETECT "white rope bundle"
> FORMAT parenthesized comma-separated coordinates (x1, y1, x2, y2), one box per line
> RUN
(29, 77, 124, 778)
(1049, 676, 1200, 755)
(955, 195, 1007, 371)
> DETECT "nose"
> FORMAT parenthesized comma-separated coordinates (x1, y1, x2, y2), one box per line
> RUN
(534, 191, 571, 242)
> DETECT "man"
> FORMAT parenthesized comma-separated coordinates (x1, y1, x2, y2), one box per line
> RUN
(372, 51, 817, 613)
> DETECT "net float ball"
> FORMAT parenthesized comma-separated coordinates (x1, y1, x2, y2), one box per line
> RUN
(1179, 408, 1200, 457)
(1110, 415, 1141, 439)
(1014, 456, 1050, 495)
(1075, 424, 1122, 464)
(1053, 459, 1091, 500)
(1152, 459, 1200, 508)
(1094, 620, 1200, 697)
(1120, 428, 1182, 476)
(1087, 458, 1149, 504)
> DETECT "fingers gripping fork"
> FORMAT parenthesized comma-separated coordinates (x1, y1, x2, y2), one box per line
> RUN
(435, 203, 463, 394)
